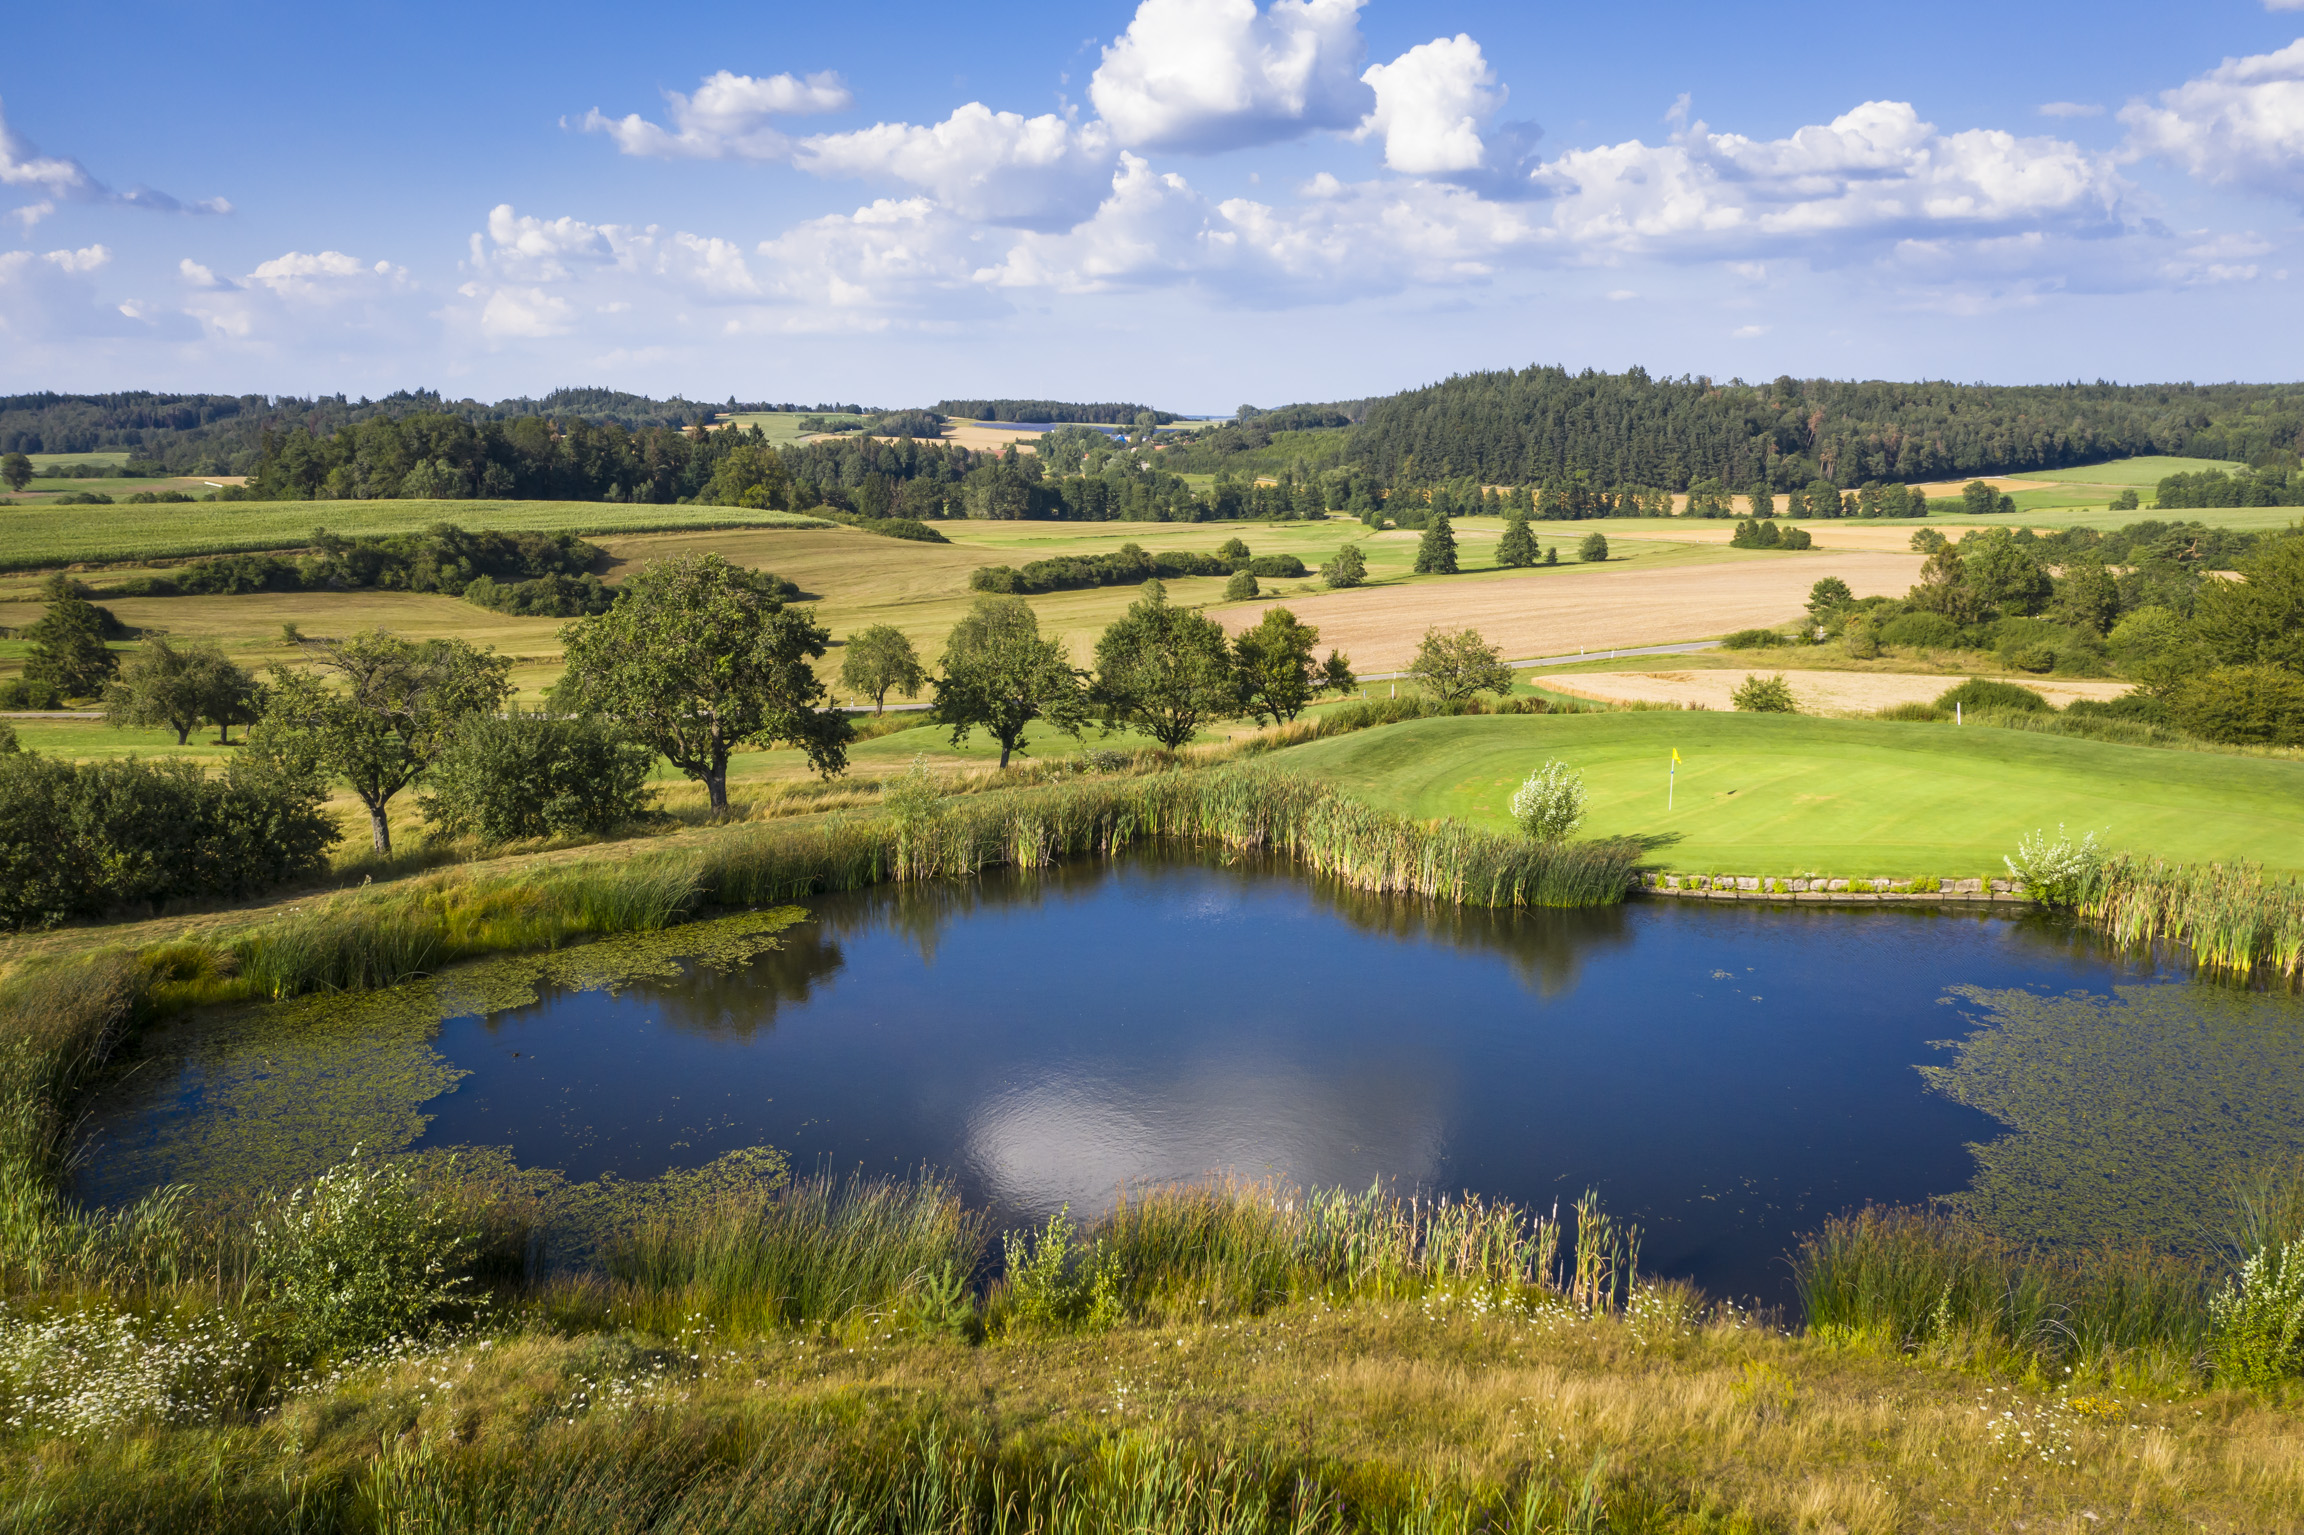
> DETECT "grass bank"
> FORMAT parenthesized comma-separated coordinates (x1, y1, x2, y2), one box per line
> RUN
(1275, 710, 2304, 876)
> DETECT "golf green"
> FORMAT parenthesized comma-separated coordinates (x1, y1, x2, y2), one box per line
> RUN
(1276, 712, 2304, 876)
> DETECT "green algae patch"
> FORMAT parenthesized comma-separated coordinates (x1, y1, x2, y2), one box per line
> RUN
(1925, 982, 2304, 1252)
(73, 907, 809, 1214)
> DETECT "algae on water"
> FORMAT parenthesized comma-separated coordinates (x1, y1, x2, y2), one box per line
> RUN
(73, 907, 809, 1215)
(1926, 982, 2304, 1252)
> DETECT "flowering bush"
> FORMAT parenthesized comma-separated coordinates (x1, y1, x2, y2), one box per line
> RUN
(1510, 761, 1586, 843)
(254, 1149, 486, 1359)
(2211, 1238, 2304, 1388)
(2003, 824, 2104, 907)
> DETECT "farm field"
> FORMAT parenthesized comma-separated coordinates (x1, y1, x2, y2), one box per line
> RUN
(0, 499, 827, 570)
(1276, 711, 2304, 875)
(1542, 667, 2132, 714)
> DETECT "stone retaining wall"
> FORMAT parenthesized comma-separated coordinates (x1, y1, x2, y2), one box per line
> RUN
(1636, 872, 2030, 905)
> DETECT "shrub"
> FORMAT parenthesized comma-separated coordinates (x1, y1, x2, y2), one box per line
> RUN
(253, 1150, 488, 1359)
(2211, 1239, 2304, 1388)
(1322, 543, 1367, 589)
(2064, 692, 2172, 726)
(1223, 568, 1259, 601)
(1874, 701, 1943, 722)
(1731, 674, 1797, 712)
(0, 678, 60, 710)
(1843, 616, 1879, 660)
(0, 751, 337, 930)
(1577, 532, 1609, 563)
(2168, 664, 2304, 746)
(1720, 628, 1780, 650)
(1509, 760, 1586, 843)
(419, 712, 656, 843)
(998, 1207, 1123, 1335)
(1878, 611, 1963, 650)
(1936, 677, 2049, 715)
(2004, 824, 2104, 906)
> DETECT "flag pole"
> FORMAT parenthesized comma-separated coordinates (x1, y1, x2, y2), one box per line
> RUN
(1669, 755, 1675, 812)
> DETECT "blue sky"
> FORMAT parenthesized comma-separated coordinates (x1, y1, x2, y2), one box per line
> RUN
(5, 0, 2304, 410)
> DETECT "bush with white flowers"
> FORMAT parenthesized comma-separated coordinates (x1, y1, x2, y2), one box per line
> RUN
(1510, 761, 1586, 843)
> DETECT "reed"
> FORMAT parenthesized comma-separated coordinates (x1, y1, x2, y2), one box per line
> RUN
(2077, 852, 2304, 984)
(606, 1172, 988, 1335)
(1793, 1205, 2210, 1378)
(1021, 1178, 1632, 1326)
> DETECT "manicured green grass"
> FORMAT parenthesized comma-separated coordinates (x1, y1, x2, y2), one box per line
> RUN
(1276, 711, 2304, 875)
(0, 500, 829, 571)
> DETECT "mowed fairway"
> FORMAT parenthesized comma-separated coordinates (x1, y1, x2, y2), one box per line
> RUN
(1277, 712, 2304, 875)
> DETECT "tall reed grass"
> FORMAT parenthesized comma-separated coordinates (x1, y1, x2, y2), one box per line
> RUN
(1794, 1206, 2209, 1379)
(2077, 852, 2304, 984)
(115, 765, 1638, 1008)
(606, 1172, 987, 1335)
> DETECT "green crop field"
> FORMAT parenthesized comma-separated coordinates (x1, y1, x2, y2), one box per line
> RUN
(2020, 455, 2244, 487)
(0, 499, 829, 571)
(1275, 711, 2304, 876)
(716, 411, 856, 444)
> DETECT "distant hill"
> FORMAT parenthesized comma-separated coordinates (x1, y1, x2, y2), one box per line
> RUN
(935, 400, 1176, 426)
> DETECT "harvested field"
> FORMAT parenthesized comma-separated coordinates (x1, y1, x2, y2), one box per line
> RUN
(1544, 667, 2134, 715)
(1212, 550, 1920, 671)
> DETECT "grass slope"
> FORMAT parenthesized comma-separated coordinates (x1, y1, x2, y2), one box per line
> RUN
(1276, 711, 2304, 875)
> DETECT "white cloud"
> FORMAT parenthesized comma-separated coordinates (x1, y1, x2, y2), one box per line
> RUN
(2270, 0, 2304, 11)
(2038, 101, 2104, 119)
(1533, 102, 2126, 258)
(795, 105, 1116, 228)
(178, 258, 230, 289)
(1357, 35, 1503, 175)
(1732, 323, 1768, 337)
(0, 244, 146, 341)
(472, 205, 626, 281)
(0, 97, 229, 220)
(2160, 230, 2274, 285)
(580, 69, 851, 160)
(752, 197, 991, 319)
(42, 243, 110, 275)
(1088, 0, 1373, 152)
(2121, 39, 2304, 202)
(246, 250, 409, 299)
(480, 286, 576, 339)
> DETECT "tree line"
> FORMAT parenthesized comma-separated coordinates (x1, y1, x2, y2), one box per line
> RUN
(0, 554, 1362, 926)
(1337, 367, 2304, 491)
(935, 400, 1176, 425)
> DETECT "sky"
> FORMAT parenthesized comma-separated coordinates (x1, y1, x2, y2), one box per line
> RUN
(5, 0, 2304, 411)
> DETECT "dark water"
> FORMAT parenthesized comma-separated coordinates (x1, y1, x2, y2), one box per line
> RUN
(386, 857, 2156, 1304)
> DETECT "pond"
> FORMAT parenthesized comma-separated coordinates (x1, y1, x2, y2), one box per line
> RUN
(72, 856, 2304, 1306)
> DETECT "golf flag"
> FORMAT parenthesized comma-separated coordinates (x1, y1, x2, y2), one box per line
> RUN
(1669, 748, 1680, 810)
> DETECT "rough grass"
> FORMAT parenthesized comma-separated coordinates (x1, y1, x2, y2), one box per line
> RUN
(1277, 710, 2304, 876)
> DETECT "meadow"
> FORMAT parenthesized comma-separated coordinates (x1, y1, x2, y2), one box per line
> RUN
(1274, 710, 2304, 876)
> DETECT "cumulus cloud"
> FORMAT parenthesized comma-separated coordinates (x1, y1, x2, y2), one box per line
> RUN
(2121, 38, 2304, 202)
(479, 286, 576, 339)
(795, 105, 1115, 228)
(1356, 35, 1502, 174)
(580, 69, 852, 160)
(1533, 102, 2126, 258)
(0, 97, 229, 224)
(1088, 0, 1373, 152)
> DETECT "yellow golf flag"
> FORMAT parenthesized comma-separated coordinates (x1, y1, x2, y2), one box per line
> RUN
(1671, 748, 1682, 765)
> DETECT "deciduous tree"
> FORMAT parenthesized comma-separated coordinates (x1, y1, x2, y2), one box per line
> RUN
(1409, 626, 1513, 703)
(839, 625, 927, 713)
(1091, 581, 1237, 750)
(102, 637, 257, 745)
(1323, 543, 1368, 588)
(557, 553, 848, 816)
(260, 629, 515, 852)
(1232, 607, 1326, 724)
(935, 596, 1089, 767)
